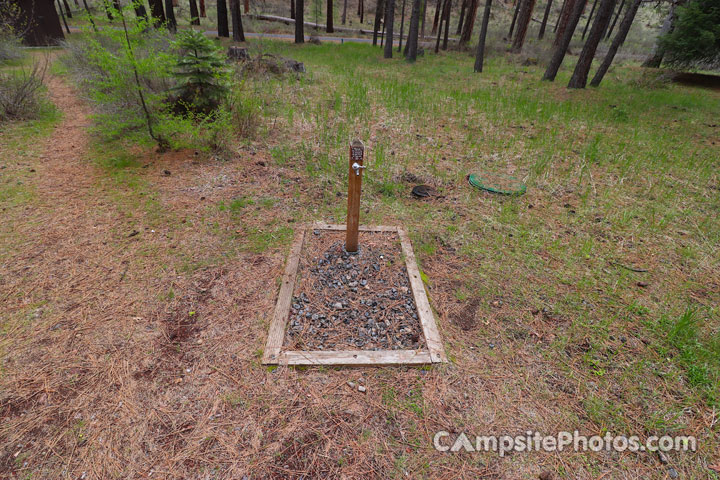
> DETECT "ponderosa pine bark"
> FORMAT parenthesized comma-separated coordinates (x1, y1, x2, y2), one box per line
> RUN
(473, 0, 492, 71)
(456, 0, 467, 34)
(441, 0, 451, 49)
(552, 0, 575, 44)
(342, 0, 347, 23)
(538, 0, 552, 38)
(431, 0, 441, 33)
(217, 0, 229, 36)
(459, 0, 478, 44)
(62, 0, 73, 18)
(199, 0, 206, 16)
(405, 0, 422, 59)
(420, 0, 427, 37)
(508, 0, 521, 38)
(567, 0, 616, 88)
(398, 0, 407, 51)
(605, 0, 625, 39)
(165, 0, 177, 31)
(230, 0, 246, 40)
(581, 0, 598, 40)
(642, 1, 677, 67)
(291, 0, 296, 18)
(327, 0, 334, 31)
(295, 0, 305, 42)
(511, 0, 536, 52)
(373, 0, 385, 45)
(553, 0, 567, 31)
(590, 0, 640, 85)
(543, 0, 586, 80)
(148, 0, 166, 24)
(189, 0, 200, 24)
(384, 0, 396, 56)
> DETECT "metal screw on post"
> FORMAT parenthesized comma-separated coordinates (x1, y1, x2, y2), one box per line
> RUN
(345, 140, 365, 253)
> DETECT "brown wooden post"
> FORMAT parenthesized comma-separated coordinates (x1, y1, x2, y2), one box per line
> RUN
(345, 140, 365, 253)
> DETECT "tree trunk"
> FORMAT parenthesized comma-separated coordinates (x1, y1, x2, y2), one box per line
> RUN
(553, 0, 566, 31)
(405, 0, 422, 59)
(245, 0, 250, 13)
(291, 0, 296, 19)
(434, 0, 447, 51)
(431, 0, 441, 34)
(103, 0, 114, 20)
(148, 0, 166, 24)
(398, 0, 406, 51)
(18, 0, 65, 45)
(384, 0, 396, 56)
(642, 3, 677, 67)
(459, 0, 478, 44)
(441, 0, 451, 49)
(217, 0, 229, 36)
(420, 0, 427, 37)
(230, 0, 246, 40)
(473, 0, 492, 71)
(456, 0, 467, 34)
(538, 0, 552, 38)
(373, 0, 385, 45)
(295, 0, 305, 42)
(81, 0, 98, 31)
(543, 0, 586, 80)
(508, 0, 521, 38)
(57, 0, 71, 33)
(342, 0, 347, 23)
(511, 0, 536, 52)
(62, 0, 73, 18)
(134, 3, 149, 19)
(165, 0, 177, 31)
(567, 0, 616, 88)
(189, 0, 200, 24)
(199, 0, 206, 16)
(327, 0, 334, 31)
(605, 0, 625, 39)
(581, 0, 597, 40)
(590, 0, 639, 85)
(553, 0, 574, 44)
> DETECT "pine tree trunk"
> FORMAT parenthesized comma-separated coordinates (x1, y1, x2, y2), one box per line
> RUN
(245, 0, 249, 13)
(327, 0, 334, 31)
(230, 0, 246, 40)
(538, 0, 553, 38)
(590, 0, 639, 85)
(57, 0, 70, 33)
(291, 0, 296, 19)
(360, 0, 365, 23)
(134, 3, 148, 19)
(165, 0, 177, 31)
(474, 0, 492, 71)
(405, 0, 422, 58)
(553, 0, 567, 32)
(459, 0, 478, 44)
(605, 0, 625, 39)
(19, 0, 65, 45)
(104, 0, 114, 20)
(373, 0, 385, 45)
(511, 0, 536, 52)
(642, 1, 675, 66)
(342, 0, 347, 23)
(384, 0, 396, 56)
(567, 0, 616, 88)
(441, 0, 451, 49)
(431, 0, 441, 34)
(295, 0, 305, 42)
(217, 0, 229, 36)
(434, 0, 447, 51)
(148, 0, 166, 24)
(552, 0, 575, 44)
(543, 0, 586, 80)
(199, 0, 206, 16)
(420, 0, 427, 37)
(508, 0, 521, 38)
(398, 0, 406, 51)
(62, 0, 73, 18)
(581, 0, 598, 40)
(189, 0, 200, 24)
(456, 0, 467, 34)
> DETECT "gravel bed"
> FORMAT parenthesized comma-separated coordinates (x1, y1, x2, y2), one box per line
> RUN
(284, 230, 425, 351)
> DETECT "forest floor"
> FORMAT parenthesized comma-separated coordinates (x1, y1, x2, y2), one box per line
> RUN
(1, 41, 719, 479)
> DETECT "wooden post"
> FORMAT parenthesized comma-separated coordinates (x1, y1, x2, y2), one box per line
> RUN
(345, 140, 365, 253)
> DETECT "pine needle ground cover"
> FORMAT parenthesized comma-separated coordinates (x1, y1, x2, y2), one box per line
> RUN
(1, 41, 719, 478)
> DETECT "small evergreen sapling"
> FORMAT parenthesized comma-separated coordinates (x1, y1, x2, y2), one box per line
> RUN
(172, 29, 230, 114)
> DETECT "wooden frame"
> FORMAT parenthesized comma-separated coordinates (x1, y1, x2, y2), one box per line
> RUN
(262, 223, 447, 366)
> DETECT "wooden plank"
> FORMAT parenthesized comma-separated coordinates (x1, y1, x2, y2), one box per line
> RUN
(346, 141, 364, 252)
(262, 229, 306, 364)
(398, 228, 447, 363)
(277, 349, 433, 366)
(312, 223, 399, 233)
